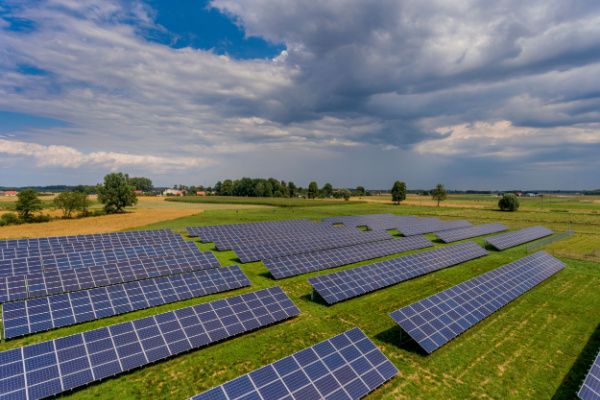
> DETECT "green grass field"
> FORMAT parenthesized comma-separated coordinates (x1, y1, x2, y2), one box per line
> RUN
(1, 202, 599, 399)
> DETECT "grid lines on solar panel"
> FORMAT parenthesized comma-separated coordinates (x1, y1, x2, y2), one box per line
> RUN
(0, 242, 202, 279)
(3, 265, 252, 339)
(434, 223, 509, 243)
(0, 234, 185, 261)
(234, 230, 393, 263)
(263, 235, 434, 279)
(398, 219, 473, 236)
(308, 241, 489, 305)
(0, 229, 175, 249)
(579, 348, 600, 400)
(189, 327, 398, 400)
(212, 225, 360, 251)
(186, 220, 314, 241)
(483, 226, 554, 250)
(321, 213, 396, 224)
(389, 251, 566, 353)
(0, 286, 300, 400)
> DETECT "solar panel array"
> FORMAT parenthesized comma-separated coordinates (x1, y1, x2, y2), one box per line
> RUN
(308, 242, 488, 304)
(263, 235, 434, 279)
(483, 226, 554, 250)
(579, 348, 600, 400)
(321, 213, 419, 230)
(190, 327, 398, 400)
(389, 251, 565, 353)
(0, 251, 219, 304)
(0, 286, 300, 400)
(398, 219, 473, 236)
(0, 234, 185, 261)
(213, 225, 359, 251)
(0, 241, 201, 278)
(3, 265, 251, 339)
(234, 230, 393, 263)
(187, 220, 314, 242)
(434, 223, 509, 243)
(0, 229, 175, 249)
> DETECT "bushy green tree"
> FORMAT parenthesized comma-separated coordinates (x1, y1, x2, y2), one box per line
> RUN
(221, 179, 233, 196)
(53, 191, 90, 218)
(0, 213, 19, 226)
(356, 186, 365, 196)
(391, 181, 407, 204)
(288, 182, 297, 198)
(431, 183, 447, 207)
(322, 183, 333, 198)
(339, 188, 351, 201)
(128, 177, 153, 192)
(498, 193, 520, 211)
(15, 189, 43, 222)
(308, 181, 319, 199)
(96, 172, 138, 213)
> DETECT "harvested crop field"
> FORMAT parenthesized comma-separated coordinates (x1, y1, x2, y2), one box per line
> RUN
(0, 208, 204, 239)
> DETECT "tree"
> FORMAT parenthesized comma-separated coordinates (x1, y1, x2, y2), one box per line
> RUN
(321, 183, 333, 198)
(307, 181, 319, 199)
(214, 181, 222, 195)
(128, 177, 153, 192)
(339, 188, 351, 201)
(498, 193, 520, 211)
(221, 179, 233, 196)
(288, 182, 297, 198)
(356, 186, 365, 196)
(54, 191, 80, 218)
(391, 181, 407, 204)
(431, 183, 447, 207)
(15, 189, 43, 222)
(96, 172, 138, 213)
(254, 182, 266, 197)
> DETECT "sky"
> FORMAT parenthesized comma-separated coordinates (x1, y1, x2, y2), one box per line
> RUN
(1, 0, 600, 190)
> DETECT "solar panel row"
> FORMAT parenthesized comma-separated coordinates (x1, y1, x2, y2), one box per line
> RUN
(321, 214, 419, 231)
(321, 213, 396, 225)
(187, 220, 314, 242)
(398, 219, 473, 237)
(263, 235, 434, 279)
(0, 234, 185, 261)
(190, 327, 398, 400)
(389, 251, 565, 353)
(483, 226, 554, 250)
(212, 225, 360, 251)
(434, 223, 509, 243)
(0, 251, 220, 304)
(308, 242, 489, 304)
(579, 348, 600, 400)
(3, 265, 251, 339)
(0, 242, 201, 278)
(0, 286, 300, 400)
(0, 229, 175, 249)
(235, 230, 393, 263)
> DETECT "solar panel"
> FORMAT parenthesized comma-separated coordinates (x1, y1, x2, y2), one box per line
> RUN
(212, 225, 360, 251)
(322, 214, 419, 230)
(263, 235, 434, 279)
(187, 220, 314, 241)
(483, 226, 554, 250)
(389, 251, 565, 353)
(434, 223, 509, 243)
(234, 230, 393, 263)
(308, 242, 488, 305)
(189, 327, 398, 400)
(0, 229, 175, 249)
(3, 265, 251, 339)
(0, 251, 220, 304)
(0, 286, 300, 400)
(579, 348, 600, 400)
(0, 234, 185, 261)
(398, 219, 473, 236)
(0, 242, 202, 279)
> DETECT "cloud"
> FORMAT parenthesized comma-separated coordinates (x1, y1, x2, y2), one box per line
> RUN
(0, 138, 212, 172)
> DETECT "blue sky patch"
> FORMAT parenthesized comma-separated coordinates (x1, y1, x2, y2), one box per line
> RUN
(0, 111, 67, 134)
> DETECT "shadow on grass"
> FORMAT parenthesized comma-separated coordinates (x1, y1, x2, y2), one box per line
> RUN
(258, 271, 275, 280)
(374, 325, 428, 357)
(552, 322, 600, 399)
(300, 290, 329, 306)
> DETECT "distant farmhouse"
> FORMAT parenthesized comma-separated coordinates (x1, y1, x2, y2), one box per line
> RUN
(0, 191, 18, 196)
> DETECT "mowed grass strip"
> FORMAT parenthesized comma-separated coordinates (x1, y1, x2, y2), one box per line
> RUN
(0, 203, 599, 399)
